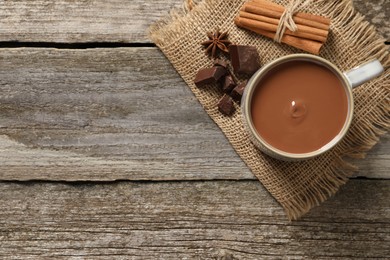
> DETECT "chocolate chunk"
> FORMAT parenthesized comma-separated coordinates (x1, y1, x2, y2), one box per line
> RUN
(218, 95, 235, 116)
(222, 74, 237, 93)
(229, 45, 261, 75)
(231, 81, 247, 103)
(213, 59, 228, 69)
(194, 67, 227, 88)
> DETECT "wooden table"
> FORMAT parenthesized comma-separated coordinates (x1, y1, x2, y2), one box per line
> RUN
(0, 1, 389, 258)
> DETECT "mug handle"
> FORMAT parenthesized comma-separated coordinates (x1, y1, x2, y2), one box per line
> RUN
(344, 59, 384, 89)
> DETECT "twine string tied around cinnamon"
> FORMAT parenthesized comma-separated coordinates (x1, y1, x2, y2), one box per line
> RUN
(274, 0, 311, 42)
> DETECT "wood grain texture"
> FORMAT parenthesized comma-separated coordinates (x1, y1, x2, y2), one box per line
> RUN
(0, 1, 388, 258)
(353, 0, 390, 41)
(0, 0, 182, 43)
(0, 180, 388, 259)
(0, 47, 388, 181)
(0, 47, 252, 181)
(352, 134, 390, 179)
(0, 0, 387, 43)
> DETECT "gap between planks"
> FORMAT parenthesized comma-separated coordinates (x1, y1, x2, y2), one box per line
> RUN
(0, 0, 388, 43)
(0, 41, 156, 49)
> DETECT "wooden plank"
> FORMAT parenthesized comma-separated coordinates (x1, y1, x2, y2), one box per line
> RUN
(0, 47, 388, 181)
(0, 47, 252, 181)
(0, 0, 388, 43)
(0, 180, 388, 259)
(353, 134, 390, 179)
(353, 0, 390, 41)
(0, 0, 182, 43)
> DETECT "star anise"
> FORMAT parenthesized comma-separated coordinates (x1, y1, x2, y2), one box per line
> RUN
(201, 30, 231, 58)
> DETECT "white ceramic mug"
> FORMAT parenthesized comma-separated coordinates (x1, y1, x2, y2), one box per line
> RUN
(242, 54, 384, 161)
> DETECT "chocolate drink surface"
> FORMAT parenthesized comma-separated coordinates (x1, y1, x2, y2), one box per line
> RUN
(251, 60, 348, 154)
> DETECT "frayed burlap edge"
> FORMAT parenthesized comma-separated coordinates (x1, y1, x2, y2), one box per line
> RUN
(149, 0, 389, 220)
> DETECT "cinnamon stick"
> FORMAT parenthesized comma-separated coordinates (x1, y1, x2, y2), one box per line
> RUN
(237, 16, 328, 43)
(250, 0, 331, 26)
(242, 3, 329, 38)
(239, 11, 327, 43)
(235, 17, 322, 55)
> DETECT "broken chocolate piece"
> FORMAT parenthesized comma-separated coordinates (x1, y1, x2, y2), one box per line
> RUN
(222, 74, 237, 93)
(213, 59, 228, 68)
(218, 95, 235, 116)
(231, 81, 247, 103)
(194, 66, 227, 87)
(229, 45, 261, 75)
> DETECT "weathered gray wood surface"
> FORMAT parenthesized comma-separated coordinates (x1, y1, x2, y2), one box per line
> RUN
(353, 0, 390, 41)
(0, 0, 389, 259)
(0, 180, 388, 259)
(0, 48, 388, 180)
(0, 0, 182, 43)
(0, 0, 388, 43)
(0, 47, 252, 181)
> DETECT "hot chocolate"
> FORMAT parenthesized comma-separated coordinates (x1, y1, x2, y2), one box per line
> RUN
(250, 60, 348, 154)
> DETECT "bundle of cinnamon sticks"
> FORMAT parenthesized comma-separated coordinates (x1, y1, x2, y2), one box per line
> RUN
(234, 0, 331, 54)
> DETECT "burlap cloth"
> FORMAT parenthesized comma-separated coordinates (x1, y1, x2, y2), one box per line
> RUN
(149, 0, 389, 220)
